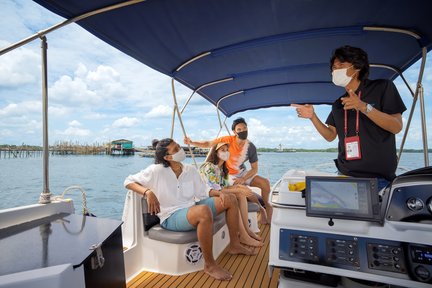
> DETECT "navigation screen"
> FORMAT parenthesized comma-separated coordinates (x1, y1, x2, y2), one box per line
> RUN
(310, 181, 368, 214)
(306, 177, 380, 221)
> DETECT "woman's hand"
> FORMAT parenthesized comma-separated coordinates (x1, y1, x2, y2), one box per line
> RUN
(146, 190, 160, 215)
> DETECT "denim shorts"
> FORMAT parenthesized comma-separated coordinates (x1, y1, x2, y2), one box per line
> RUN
(160, 197, 217, 232)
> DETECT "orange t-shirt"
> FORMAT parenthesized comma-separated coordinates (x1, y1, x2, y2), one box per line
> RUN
(214, 135, 257, 175)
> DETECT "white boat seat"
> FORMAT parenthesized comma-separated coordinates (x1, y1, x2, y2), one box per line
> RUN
(148, 213, 226, 244)
(141, 198, 259, 244)
(141, 197, 226, 244)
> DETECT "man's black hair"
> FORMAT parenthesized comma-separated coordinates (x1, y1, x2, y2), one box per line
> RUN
(330, 45, 369, 81)
(153, 138, 173, 167)
(231, 117, 247, 131)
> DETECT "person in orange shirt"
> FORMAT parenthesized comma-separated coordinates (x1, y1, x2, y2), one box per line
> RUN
(185, 117, 272, 223)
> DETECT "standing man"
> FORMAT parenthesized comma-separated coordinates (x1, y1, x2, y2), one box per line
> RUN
(185, 118, 272, 223)
(124, 138, 254, 281)
(292, 45, 406, 189)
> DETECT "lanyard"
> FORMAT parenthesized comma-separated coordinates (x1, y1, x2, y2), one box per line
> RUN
(344, 91, 361, 136)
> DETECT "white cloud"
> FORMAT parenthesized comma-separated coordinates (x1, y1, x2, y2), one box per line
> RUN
(0, 47, 39, 87)
(49, 105, 72, 117)
(145, 105, 172, 118)
(56, 126, 91, 137)
(0, 101, 40, 116)
(83, 112, 108, 120)
(112, 117, 140, 128)
(49, 64, 126, 106)
(68, 120, 82, 127)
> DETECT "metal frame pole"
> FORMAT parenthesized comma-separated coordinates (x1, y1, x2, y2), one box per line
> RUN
(39, 36, 51, 204)
(418, 84, 429, 166)
(171, 79, 197, 167)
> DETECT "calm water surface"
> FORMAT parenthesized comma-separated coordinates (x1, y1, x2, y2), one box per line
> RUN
(0, 152, 429, 220)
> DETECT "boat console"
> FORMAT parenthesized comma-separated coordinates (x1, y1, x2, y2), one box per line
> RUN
(269, 169, 432, 287)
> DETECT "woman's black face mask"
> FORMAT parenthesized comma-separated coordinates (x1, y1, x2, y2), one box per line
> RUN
(237, 131, 248, 140)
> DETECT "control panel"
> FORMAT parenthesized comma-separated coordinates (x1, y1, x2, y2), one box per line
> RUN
(288, 234, 319, 262)
(279, 229, 432, 284)
(327, 238, 359, 268)
(366, 243, 406, 273)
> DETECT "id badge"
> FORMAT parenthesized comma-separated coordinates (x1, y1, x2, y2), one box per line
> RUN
(344, 135, 362, 160)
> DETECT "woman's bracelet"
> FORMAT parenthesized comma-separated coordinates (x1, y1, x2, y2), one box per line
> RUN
(143, 188, 150, 196)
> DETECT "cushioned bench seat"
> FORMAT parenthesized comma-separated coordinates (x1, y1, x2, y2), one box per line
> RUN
(142, 199, 260, 244)
(148, 212, 226, 244)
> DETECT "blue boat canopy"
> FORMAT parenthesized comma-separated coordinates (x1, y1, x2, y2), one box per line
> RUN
(34, 0, 432, 116)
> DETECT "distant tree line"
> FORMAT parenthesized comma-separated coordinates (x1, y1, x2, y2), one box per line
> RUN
(0, 141, 109, 155)
(0, 144, 42, 150)
(257, 147, 431, 153)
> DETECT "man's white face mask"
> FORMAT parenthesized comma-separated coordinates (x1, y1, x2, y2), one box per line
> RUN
(332, 65, 355, 87)
(171, 148, 186, 162)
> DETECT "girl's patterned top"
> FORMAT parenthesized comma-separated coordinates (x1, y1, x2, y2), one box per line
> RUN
(199, 162, 229, 191)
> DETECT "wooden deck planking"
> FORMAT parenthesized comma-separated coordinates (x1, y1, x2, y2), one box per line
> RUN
(127, 224, 279, 288)
(223, 225, 270, 288)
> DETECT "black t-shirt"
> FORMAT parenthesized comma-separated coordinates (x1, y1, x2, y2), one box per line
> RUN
(326, 79, 407, 180)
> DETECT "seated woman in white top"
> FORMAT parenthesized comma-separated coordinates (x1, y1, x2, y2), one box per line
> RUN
(124, 138, 256, 281)
(199, 142, 264, 246)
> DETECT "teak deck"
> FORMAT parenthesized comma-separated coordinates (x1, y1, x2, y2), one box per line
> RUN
(127, 223, 279, 288)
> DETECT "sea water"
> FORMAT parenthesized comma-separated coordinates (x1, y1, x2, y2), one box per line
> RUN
(0, 152, 429, 220)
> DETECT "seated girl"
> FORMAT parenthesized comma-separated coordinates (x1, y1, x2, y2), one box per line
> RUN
(199, 142, 265, 246)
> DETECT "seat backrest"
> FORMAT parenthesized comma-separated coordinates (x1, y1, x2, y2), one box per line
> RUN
(141, 197, 160, 231)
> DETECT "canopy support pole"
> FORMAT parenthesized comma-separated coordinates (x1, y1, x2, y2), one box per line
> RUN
(397, 47, 429, 167)
(39, 36, 51, 204)
(171, 78, 197, 167)
(397, 93, 419, 166)
(418, 84, 429, 166)
(216, 116, 228, 138)
(216, 91, 244, 135)
(170, 106, 176, 138)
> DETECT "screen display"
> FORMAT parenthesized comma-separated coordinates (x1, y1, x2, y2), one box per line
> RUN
(306, 176, 380, 221)
(310, 181, 370, 215)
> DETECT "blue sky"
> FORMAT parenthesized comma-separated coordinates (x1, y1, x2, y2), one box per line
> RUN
(0, 1, 431, 149)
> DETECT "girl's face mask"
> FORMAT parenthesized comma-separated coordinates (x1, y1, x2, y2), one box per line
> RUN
(217, 150, 230, 161)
